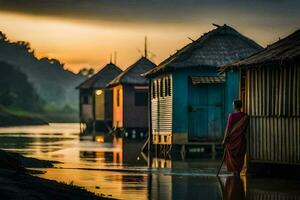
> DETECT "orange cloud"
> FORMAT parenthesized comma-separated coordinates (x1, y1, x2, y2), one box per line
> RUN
(0, 10, 297, 73)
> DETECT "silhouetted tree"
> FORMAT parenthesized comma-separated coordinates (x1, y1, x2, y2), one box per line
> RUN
(0, 31, 7, 42)
(0, 30, 85, 109)
(78, 68, 95, 77)
(0, 61, 43, 111)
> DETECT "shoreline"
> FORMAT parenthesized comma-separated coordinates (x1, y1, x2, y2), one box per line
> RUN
(0, 150, 114, 200)
(0, 109, 48, 127)
(0, 106, 80, 127)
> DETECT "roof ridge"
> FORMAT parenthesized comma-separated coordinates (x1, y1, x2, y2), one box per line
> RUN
(154, 25, 229, 66)
(221, 28, 300, 70)
(107, 56, 156, 87)
(265, 29, 300, 51)
(194, 24, 261, 52)
(144, 24, 262, 76)
(114, 56, 153, 80)
(167, 25, 242, 64)
(76, 62, 122, 89)
(105, 62, 123, 72)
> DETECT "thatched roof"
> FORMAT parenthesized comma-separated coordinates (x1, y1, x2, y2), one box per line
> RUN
(76, 63, 122, 89)
(222, 28, 300, 71)
(107, 57, 156, 87)
(144, 24, 262, 77)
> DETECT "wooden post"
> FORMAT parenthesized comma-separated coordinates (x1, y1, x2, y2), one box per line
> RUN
(92, 90, 96, 138)
(79, 123, 82, 134)
(148, 80, 152, 153)
(212, 143, 216, 160)
(180, 144, 186, 160)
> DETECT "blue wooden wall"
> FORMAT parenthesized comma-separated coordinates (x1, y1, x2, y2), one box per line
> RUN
(224, 69, 240, 121)
(170, 68, 240, 142)
(188, 83, 224, 140)
(172, 71, 189, 134)
(172, 68, 226, 140)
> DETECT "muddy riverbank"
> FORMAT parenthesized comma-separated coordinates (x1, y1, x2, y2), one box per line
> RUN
(0, 149, 113, 200)
(1, 123, 300, 200)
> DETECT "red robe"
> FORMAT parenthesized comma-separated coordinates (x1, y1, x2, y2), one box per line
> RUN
(224, 112, 249, 172)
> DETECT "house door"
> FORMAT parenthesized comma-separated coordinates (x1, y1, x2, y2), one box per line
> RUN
(188, 83, 224, 141)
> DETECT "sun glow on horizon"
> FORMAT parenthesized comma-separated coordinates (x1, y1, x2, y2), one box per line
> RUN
(0, 11, 200, 72)
(0, 10, 287, 73)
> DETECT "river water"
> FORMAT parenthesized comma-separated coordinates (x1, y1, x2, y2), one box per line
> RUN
(0, 123, 299, 200)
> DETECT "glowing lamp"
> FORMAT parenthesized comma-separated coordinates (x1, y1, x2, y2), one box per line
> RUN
(96, 90, 103, 95)
(96, 136, 104, 143)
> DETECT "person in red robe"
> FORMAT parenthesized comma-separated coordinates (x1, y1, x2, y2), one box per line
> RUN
(222, 100, 249, 176)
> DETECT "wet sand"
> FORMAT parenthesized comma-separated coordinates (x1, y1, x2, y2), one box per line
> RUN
(0, 150, 113, 200)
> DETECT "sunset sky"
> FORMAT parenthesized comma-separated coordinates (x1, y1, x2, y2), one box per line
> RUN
(0, 0, 299, 73)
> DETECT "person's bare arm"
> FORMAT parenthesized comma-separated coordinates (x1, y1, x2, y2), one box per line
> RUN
(222, 127, 229, 145)
(222, 114, 231, 145)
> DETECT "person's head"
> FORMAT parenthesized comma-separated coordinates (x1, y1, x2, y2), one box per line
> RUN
(233, 99, 243, 111)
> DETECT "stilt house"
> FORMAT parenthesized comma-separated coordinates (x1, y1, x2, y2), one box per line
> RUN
(77, 62, 122, 133)
(222, 29, 300, 173)
(107, 57, 156, 137)
(144, 24, 262, 147)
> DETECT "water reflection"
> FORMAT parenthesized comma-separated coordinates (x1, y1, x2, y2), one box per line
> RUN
(0, 124, 300, 200)
(149, 175, 222, 200)
(218, 176, 246, 200)
(77, 136, 147, 167)
(246, 178, 300, 200)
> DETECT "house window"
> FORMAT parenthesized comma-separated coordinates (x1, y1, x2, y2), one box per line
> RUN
(117, 89, 121, 107)
(160, 78, 164, 97)
(152, 81, 156, 99)
(83, 95, 90, 104)
(156, 80, 160, 98)
(135, 91, 148, 106)
(164, 78, 168, 97)
(168, 77, 171, 96)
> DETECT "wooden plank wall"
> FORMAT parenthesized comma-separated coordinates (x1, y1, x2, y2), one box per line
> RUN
(79, 89, 93, 122)
(104, 90, 113, 121)
(123, 86, 149, 128)
(112, 85, 123, 128)
(95, 90, 105, 120)
(246, 64, 300, 164)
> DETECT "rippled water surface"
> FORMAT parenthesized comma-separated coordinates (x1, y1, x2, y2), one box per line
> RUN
(0, 123, 299, 200)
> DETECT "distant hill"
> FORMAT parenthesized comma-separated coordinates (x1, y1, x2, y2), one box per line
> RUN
(0, 61, 47, 126)
(0, 31, 85, 109)
(0, 61, 42, 111)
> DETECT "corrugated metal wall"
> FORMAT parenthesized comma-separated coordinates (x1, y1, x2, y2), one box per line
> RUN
(151, 75, 173, 143)
(248, 117, 300, 164)
(247, 191, 300, 200)
(245, 64, 300, 164)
